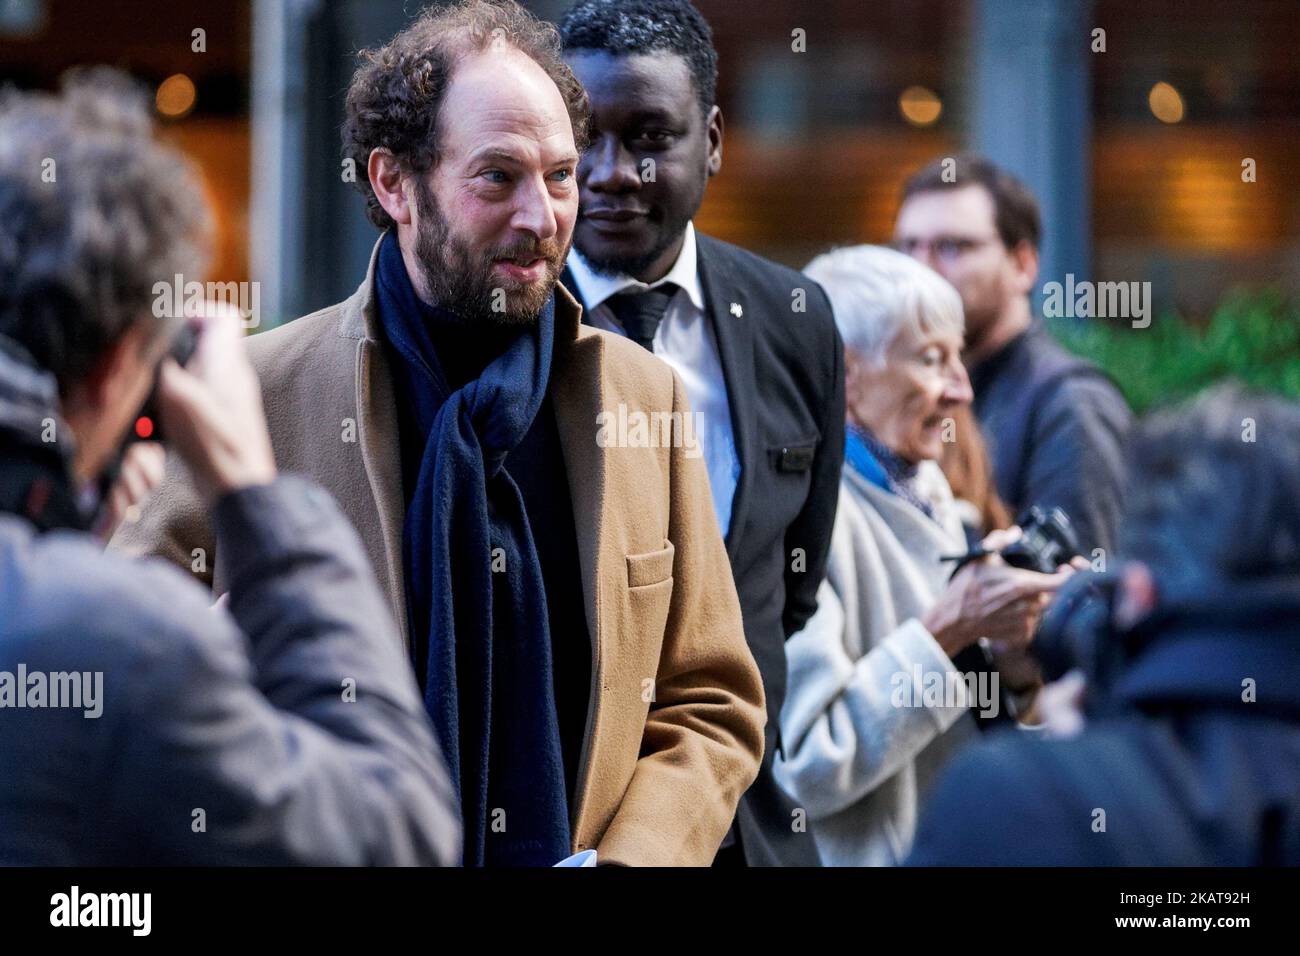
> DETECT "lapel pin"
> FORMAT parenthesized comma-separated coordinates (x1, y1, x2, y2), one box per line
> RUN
(729, 302, 744, 318)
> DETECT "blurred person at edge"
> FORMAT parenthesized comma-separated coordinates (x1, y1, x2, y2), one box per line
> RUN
(910, 384, 1300, 865)
(894, 155, 1131, 557)
(113, 0, 765, 867)
(774, 246, 1079, 867)
(0, 71, 459, 865)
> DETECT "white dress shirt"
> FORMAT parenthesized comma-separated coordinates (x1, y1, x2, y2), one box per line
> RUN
(566, 222, 740, 537)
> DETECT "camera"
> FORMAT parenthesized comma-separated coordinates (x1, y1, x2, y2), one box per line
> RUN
(89, 321, 199, 530)
(128, 321, 199, 445)
(1001, 506, 1080, 574)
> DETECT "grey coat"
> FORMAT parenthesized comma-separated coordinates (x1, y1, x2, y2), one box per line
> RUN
(1, 447, 461, 864)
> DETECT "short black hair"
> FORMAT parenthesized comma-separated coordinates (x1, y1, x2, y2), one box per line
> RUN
(901, 153, 1042, 252)
(559, 0, 718, 117)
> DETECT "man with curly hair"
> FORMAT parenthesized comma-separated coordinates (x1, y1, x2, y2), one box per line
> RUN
(117, 0, 765, 867)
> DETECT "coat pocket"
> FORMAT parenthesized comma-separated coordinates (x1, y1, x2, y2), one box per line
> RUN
(625, 539, 675, 588)
(767, 435, 821, 473)
(624, 542, 676, 691)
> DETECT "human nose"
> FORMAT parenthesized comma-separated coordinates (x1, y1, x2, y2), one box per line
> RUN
(943, 358, 973, 405)
(581, 133, 639, 194)
(511, 173, 558, 241)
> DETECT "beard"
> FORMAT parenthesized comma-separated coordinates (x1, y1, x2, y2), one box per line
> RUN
(413, 182, 567, 325)
(578, 205, 695, 279)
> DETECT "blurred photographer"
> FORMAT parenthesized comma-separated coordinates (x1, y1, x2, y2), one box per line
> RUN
(909, 383, 1300, 865)
(0, 71, 459, 864)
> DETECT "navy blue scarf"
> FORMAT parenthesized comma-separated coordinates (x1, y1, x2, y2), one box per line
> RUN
(375, 234, 570, 866)
(845, 424, 935, 519)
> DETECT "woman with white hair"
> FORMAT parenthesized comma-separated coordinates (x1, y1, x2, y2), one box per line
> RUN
(774, 245, 1073, 866)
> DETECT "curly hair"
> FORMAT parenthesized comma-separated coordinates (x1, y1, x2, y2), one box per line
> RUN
(0, 67, 212, 394)
(342, 0, 591, 231)
(558, 0, 719, 117)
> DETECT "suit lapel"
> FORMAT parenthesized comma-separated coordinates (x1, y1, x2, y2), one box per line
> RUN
(696, 237, 756, 559)
(567, 242, 758, 557)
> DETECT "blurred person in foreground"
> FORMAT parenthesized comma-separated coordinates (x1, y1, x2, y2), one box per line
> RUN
(114, 0, 765, 867)
(894, 155, 1130, 556)
(773, 246, 1076, 866)
(0, 72, 459, 865)
(910, 383, 1300, 865)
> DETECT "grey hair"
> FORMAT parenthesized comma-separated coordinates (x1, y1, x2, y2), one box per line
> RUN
(0, 67, 211, 394)
(1122, 382, 1300, 601)
(803, 244, 964, 367)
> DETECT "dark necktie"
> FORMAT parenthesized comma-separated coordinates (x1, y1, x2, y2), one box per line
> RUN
(605, 283, 677, 352)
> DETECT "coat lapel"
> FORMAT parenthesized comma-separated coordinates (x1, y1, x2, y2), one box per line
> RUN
(696, 237, 756, 559)
(547, 284, 607, 844)
(342, 239, 410, 642)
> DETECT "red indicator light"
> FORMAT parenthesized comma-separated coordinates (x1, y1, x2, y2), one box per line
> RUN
(134, 416, 154, 439)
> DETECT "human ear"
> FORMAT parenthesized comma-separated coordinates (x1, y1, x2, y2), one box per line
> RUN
(368, 148, 414, 226)
(705, 106, 723, 177)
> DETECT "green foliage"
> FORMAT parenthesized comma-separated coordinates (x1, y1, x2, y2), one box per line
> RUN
(1046, 290, 1300, 414)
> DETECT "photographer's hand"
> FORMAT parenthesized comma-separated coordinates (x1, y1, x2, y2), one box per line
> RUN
(95, 441, 167, 541)
(156, 302, 277, 505)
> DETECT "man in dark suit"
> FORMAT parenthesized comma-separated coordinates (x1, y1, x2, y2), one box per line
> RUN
(559, 0, 845, 866)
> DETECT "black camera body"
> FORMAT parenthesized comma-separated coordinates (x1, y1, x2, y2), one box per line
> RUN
(91, 322, 199, 529)
(128, 322, 198, 445)
(1001, 506, 1080, 574)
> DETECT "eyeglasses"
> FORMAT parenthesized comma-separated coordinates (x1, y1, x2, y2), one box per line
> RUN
(892, 235, 1001, 263)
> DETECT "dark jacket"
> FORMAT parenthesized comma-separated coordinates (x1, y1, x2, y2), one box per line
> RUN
(970, 323, 1130, 555)
(565, 232, 845, 866)
(0, 340, 461, 865)
(907, 584, 1300, 866)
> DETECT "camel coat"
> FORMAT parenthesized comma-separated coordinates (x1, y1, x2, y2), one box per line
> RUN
(112, 240, 765, 866)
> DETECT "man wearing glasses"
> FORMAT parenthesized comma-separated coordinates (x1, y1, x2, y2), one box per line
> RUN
(893, 154, 1130, 556)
